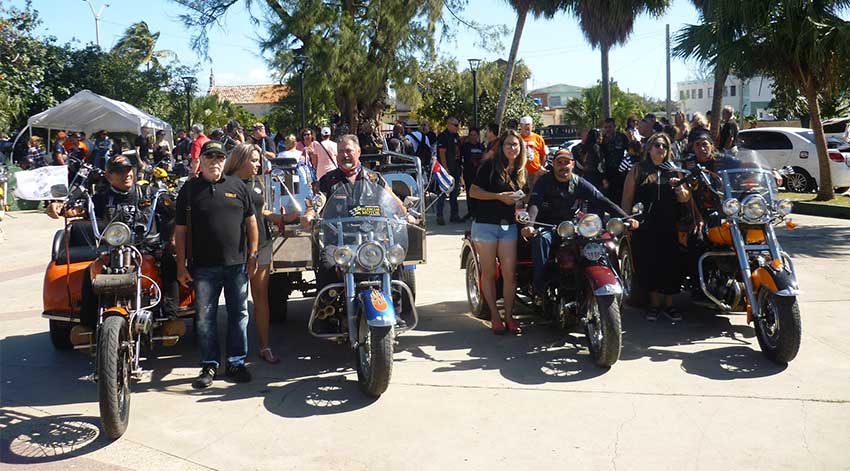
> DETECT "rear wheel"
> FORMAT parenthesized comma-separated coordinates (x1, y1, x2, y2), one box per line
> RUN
(835, 186, 850, 194)
(97, 315, 131, 439)
(585, 295, 622, 368)
(49, 320, 73, 350)
(784, 168, 815, 193)
(268, 273, 290, 323)
(619, 243, 647, 308)
(353, 305, 394, 397)
(754, 289, 801, 364)
(465, 256, 490, 319)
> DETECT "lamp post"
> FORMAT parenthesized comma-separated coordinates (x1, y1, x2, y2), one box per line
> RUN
(468, 58, 482, 129)
(294, 55, 308, 131)
(82, 0, 109, 48)
(180, 76, 196, 134)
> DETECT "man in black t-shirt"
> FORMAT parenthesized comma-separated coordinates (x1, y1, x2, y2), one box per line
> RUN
(601, 117, 630, 202)
(460, 127, 485, 220)
(135, 127, 152, 167)
(249, 122, 276, 160)
(175, 140, 259, 389)
(436, 117, 462, 225)
(719, 106, 739, 154)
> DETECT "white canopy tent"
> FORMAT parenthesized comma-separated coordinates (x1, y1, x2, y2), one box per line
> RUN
(15, 89, 173, 146)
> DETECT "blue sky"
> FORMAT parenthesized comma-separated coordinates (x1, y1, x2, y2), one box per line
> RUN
(21, 0, 704, 99)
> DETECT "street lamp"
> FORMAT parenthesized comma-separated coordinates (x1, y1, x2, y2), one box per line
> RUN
(468, 58, 482, 129)
(180, 76, 196, 134)
(82, 0, 109, 48)
(294, 55, 308, 131)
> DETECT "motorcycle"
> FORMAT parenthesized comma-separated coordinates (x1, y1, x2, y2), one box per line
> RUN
(676, 154, 802, 363)
(461, 204, 641, 368)
(309, 177, 418, 397)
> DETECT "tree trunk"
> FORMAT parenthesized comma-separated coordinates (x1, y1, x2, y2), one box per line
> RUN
(804, 83, 834, 201)
(495, 4, 528, 133)
(601, 44, 611, 120)
(710, 64, 727, 138)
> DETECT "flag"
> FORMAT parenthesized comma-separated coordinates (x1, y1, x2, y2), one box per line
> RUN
(431, 160, 454, 194)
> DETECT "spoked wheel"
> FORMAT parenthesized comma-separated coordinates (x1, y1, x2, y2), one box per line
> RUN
(97, 315, 132, 439)
(584, 295, 622, 368)
(618, 246, 634, 300)
(784, 169, 814, 193)
(465, 256, 490, 320)
(353, 305, 394, 397)
(754, 289, 801, 364)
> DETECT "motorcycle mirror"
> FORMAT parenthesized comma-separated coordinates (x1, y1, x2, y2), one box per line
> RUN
(403, 196, 420, 209)
(516, 211, 530, 224)
(631, 203, 644, 215)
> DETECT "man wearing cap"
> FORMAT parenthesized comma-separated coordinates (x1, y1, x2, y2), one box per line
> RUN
(315, 126, 339, 179)
(91, 130, 113, 170)
(175, 140, 259, 389)
(436, 117, 462, 225)
(224, 120, 245, 150)
(249, 123, 276, 161)
(519, 116, 548, 181)
(521, 149, 632, 305)
(52, 132, 68, 165)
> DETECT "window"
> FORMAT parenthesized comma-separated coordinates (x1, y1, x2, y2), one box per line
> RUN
(739, 131, 793, 150)
(680, 90, 685, 100)
(698, 89, 703, 99)
(731, 85, 736, 97)
(686, 90, 690, 99)
(723, 87, 728, 97)
(549, 95, 562, 107)
(692, 89, 697, 98)
(708, 88, 712, 98)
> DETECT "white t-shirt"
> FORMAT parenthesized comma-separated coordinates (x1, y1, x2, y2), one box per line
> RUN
(315, 139, 338, 179)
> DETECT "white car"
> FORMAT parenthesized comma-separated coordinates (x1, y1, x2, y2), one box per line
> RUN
(738, 127, 850, 193)
(823, 117, 850, 143)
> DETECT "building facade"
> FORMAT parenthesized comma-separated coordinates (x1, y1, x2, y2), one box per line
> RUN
(675, 75, 775, 120)
(529, 83, 584, 109)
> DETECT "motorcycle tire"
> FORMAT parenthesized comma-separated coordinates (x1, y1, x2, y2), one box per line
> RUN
(465, 256, 491, 320)
(585, 295, 622, 368)
(268, 273, 290, 323)
(401, 268, 416, 300)
(353, 308, 394, 398)
(754, 289, 801, 364)
(49, 320, 74, 350)
(97, 315, 131, 440)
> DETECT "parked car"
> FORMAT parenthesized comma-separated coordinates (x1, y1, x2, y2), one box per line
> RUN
(822, 117, 850, 142)
(738, 127, 850, 193)
(539, 125, 578, 148)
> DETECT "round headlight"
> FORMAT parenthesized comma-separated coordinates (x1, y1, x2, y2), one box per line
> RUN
(577, 214, 602, 238)
(606, 218, 625, 236)
(387, 244, 406, 265)
(742, 195, 768, 221)
(103, 222, 132, 247)
(722, 198, 741, 216)
(333, 246, 354, 266)
(556, 221, 575, 238)
(357, 242, 385, 270)
(776, 199, 793, 216)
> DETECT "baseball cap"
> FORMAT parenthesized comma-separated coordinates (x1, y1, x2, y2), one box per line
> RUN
(553, 149, 574, 161)
(106, 155, 134, 172)
(226, 119, 242, 131)
(321, 127, 331, 136)
(252, 122, 265, 130)
(200, 140, 226, 157)
(57, 131, 67, 138)
(519, 116, 533, 125)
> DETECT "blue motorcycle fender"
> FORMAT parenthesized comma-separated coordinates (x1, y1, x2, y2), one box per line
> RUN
(358, 288, 396, 327)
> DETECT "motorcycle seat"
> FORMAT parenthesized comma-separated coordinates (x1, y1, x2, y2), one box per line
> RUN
(51, 222, 102, 264)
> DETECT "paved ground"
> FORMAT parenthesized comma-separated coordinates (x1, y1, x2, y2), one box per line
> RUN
(1, 207, 849, 471)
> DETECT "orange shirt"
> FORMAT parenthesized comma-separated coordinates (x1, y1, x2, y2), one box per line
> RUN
(522, 132, 547, 174)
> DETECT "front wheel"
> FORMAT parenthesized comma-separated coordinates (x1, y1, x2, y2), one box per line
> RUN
(584, 295, 622, 368)
(784, 169, 815, 193)
(49, 320, 73, 350)
(465, 255, 490, 320)
(97, 315, 132, 439)
(353, 307, 394, 397)
(754, 289, 801, 364)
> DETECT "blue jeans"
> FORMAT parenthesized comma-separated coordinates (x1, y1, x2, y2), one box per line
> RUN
(532, 229, 557, 294)
(435, 166, 462, 217)
(193, 264, 249, 369)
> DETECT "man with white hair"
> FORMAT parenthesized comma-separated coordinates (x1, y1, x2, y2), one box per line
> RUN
(188, 124, 209, 176)
(519, 115, 548, 187)
(718, 105, 739, 154)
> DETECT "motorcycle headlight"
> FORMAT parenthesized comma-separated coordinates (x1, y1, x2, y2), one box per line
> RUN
(357, 241, 385, 270)
(333, 246, 354, 266)
(103, 222, 132, 247)
(387, 244, 406, 266)
(606, 218, 625, 236)
(722, 198, 741, 216)
(577, 214, 602, 238)
(556, 221, 575, 238)
(581, 243, 605, 261)
(776, 199, 793, 216)
(742, 195, 768, 221)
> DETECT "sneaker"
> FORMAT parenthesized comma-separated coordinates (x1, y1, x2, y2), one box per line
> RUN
(449, 215, 463, 223)
(664, 306, 683, 322)
(645, 307, 660, 322)
(436, 216, 446, 226)
(225, 364, 252, 383)
(192, 365, 216, 389)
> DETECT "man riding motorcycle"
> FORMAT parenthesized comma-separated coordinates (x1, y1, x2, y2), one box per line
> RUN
(46, 155, 180, 343)
(520, 149, 636, 306)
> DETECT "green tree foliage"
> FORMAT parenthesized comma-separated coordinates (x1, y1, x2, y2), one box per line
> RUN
(562, 80, 650, 130)
(769, 75, 850, 125)
(111, 21, 176, 69)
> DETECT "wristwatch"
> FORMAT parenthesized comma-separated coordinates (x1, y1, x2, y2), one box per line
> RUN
(248, 251, 259, 259)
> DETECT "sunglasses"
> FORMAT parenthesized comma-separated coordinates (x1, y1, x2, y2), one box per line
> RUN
(652, 142, 669, 150)
(302, 133, 312, 137)
(203, 153, 227, 161)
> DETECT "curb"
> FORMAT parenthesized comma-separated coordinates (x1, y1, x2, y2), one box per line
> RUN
(792, 201, 850, 220)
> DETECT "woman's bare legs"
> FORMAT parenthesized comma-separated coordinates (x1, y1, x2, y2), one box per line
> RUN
(250, 263, 278, 362)
(497, 237, 518, 323)
(475, 241, 503, 328)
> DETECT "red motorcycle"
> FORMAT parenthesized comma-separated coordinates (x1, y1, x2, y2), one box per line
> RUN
(461, 205, 641, 367)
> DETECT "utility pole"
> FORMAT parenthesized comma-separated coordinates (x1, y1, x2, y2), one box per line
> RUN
(82, 0, 109, 48)
(665, 24, 672, 121)
(294, 55, 308, 131)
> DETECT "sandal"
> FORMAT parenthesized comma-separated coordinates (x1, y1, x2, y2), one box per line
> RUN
(645, 306, 660, 322)
(491, 319, 506, 335)
(259, 348, 281, 364)
(664, 306, 683, 322)
(506, 317, 522, 335)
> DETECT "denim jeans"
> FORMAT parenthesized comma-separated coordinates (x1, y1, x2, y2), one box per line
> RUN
(532, 229, 557, 294)
(193, 264, 249, 369)
(435, 166, 462, 218)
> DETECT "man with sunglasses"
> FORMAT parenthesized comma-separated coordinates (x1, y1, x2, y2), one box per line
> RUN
(436, 117, 462, 225)
(175, 140, 259, 389)
(249, 122, 276, 161)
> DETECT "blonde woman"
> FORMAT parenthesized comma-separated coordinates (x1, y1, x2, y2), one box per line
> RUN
(622, 133, 691, 322)
(223, 143, 294, 363)
(469, 130, 528, 335)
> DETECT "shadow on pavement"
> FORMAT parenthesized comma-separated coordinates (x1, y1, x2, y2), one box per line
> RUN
(776, 223, 850, 259)
(0, 410, 108, 465)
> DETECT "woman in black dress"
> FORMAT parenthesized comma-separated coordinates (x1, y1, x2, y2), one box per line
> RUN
(622, 133, 691, 321)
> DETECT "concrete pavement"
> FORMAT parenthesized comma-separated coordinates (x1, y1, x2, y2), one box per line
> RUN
(1, 209, 849, 470)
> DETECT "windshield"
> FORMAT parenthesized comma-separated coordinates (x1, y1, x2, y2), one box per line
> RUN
(320, 177, 408, 252)
(717, 150, 777, 203)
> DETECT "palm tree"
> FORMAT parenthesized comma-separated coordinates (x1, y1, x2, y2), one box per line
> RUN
(563, 0, 669, 120)
(494, 0, 562, 131)
(112, 22, 174, 69)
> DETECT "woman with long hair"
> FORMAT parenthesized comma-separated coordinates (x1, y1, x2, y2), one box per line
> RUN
(582, 128, 605, 189)
(223, 143, 292, 363)
(468, 130, 528, 335)
(622, 133, 691, 322)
